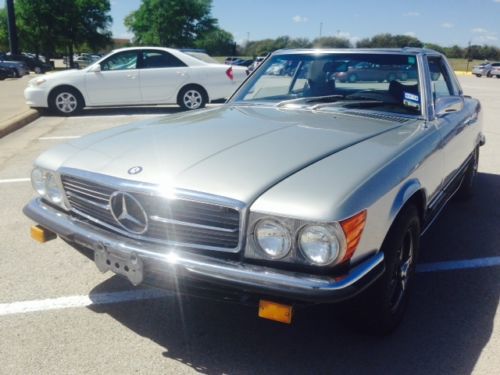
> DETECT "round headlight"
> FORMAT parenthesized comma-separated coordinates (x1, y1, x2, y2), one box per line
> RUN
(31, 168, 46, 196)
(45, 172, 63, 204)
(255, 219, 291, 259)
(299, 225, 342, 265)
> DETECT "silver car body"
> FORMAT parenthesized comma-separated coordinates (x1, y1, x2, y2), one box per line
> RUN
(24, 48, 484, 303)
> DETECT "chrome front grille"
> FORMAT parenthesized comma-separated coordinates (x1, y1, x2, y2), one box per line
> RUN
(61, 174, 241, 251)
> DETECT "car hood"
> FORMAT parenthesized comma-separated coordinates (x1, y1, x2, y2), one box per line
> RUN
(37, 105, 409, 204)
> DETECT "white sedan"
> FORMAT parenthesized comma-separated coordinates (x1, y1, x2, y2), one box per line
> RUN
(25, 47, 248, 115)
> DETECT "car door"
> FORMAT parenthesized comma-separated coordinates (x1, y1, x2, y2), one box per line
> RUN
(427, 56, 477, 189)
(138, 50, 189, 104)
(85, 50, 141, 106)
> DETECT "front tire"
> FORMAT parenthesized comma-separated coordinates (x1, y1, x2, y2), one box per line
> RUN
(349, 205, 420, 335)
(178, 86, 207, 110)
(34, 66, 42, 74)
(475, 74, 482, 78)
(49, 87, 84, 116)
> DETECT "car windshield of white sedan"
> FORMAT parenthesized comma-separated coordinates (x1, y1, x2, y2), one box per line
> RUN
(233, 53, 421, 115)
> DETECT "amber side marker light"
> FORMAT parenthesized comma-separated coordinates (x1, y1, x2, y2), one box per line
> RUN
(30, 225, 57, 243)
(258, 300, 293, 324)
(339, 210, 367, 263)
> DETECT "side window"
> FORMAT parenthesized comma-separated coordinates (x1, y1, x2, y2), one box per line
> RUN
(427, 56, 458, 100)
(101, 51, 138, 71)
(141, 51, 186, 69)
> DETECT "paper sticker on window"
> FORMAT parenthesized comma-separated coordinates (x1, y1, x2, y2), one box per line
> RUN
(403, 92, 420, 109)
(408, 56, 416, 65)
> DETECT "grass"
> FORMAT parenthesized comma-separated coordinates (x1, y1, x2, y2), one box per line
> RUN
(447, 58, 484, 72)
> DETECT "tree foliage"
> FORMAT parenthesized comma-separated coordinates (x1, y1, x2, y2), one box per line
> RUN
(356, 33, 423, 48)
(313, 36, 351, 48)
(0, 8, 8, 51)
(244, 36, 313, 57)
(194, 28, 235, 56)
(0, 0, 112, 60)
(125, 0, 218, 47)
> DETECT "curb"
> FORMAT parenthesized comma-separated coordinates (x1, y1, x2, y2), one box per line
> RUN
(0, 110, 40, 139)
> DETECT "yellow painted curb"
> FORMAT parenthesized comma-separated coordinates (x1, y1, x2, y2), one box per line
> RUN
(454, 71, 473, 76)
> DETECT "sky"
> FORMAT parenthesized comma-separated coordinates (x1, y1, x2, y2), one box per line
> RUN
(111, 0, 500, 47)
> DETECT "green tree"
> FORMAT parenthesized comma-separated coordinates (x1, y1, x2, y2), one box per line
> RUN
(194, 28, 235, 55)
(0, 8, 8, 51)
(356, 33, 423, 48)
(54, 0, 112, 66)
(125, 0, 217, 47)
(1, 0, 112, 64)
(313, 36, 351, 48)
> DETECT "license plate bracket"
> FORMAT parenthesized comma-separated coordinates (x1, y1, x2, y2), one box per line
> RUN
(94, 246, 144, 286)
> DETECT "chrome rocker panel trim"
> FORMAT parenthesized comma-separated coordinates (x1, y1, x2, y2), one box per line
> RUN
(24, 198, 385, 303)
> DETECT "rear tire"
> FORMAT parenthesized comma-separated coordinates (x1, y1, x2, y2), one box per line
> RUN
(178, 85, 207, 110)
(347, 205, 420, 335)
(475, 74, 482, 78)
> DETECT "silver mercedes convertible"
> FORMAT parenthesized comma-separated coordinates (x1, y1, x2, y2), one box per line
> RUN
(24, 48, 484, 334)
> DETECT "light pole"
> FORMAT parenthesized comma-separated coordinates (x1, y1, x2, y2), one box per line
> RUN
(6, 0, 19, 55)
(319, 22, 323, 38)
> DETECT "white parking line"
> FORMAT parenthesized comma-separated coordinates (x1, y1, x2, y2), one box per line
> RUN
(0, 178, 30, 184)
(39, 136, 81, 140)
(0, 289, 172, 317)
(0, 256, 499, 317)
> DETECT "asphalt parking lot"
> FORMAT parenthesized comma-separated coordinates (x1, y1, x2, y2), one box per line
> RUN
(0, 76, 499, 375)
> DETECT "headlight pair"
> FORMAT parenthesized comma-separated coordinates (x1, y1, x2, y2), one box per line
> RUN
(249, 216, 348, 267)
(31, 167, 69, 210)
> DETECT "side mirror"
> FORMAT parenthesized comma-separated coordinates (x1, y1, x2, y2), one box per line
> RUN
(435, 96, 463, 117)
(88, 64, 101, 73)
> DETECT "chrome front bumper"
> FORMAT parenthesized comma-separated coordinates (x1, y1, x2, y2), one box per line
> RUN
(24, 198, 385, 303)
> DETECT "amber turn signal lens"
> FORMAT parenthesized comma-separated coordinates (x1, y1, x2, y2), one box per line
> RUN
(258, 300, 293, 324)
(30, 225, 57, 243)
(339, 210, 367, 263)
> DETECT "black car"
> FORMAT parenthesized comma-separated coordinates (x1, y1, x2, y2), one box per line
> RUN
(0, 66, 11, 80)
(5, 53, 52, 73)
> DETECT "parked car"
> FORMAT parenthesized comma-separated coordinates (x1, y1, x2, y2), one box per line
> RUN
(335, 61, 409, 83)
(224, 56, 240, 64)
(24, 48, 484, 334)
(232, 59, 254, 67)
(0, 66, 11, 80)
(25, 47, 248, 115)
(0, 53, 29, 77)
(490, 64, 500, 78)
(472, 62, 500, 77)
(6, 53, 52, 74)
(248, 55, 267, 72)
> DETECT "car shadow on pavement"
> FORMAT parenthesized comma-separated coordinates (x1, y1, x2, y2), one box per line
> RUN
(87, 172, 500, 375)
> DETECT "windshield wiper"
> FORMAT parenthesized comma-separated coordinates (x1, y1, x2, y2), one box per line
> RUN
(276, 95, 344, 107)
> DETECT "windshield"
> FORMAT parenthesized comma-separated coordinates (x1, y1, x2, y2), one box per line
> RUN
(184, 52, 219, 64)
(231, 53, 422, 116)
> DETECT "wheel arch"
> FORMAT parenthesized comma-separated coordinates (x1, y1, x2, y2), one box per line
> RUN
(389, 179, 427, 229)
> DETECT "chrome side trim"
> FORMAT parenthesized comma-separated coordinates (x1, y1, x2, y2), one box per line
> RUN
(24, 198, 385, 302)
